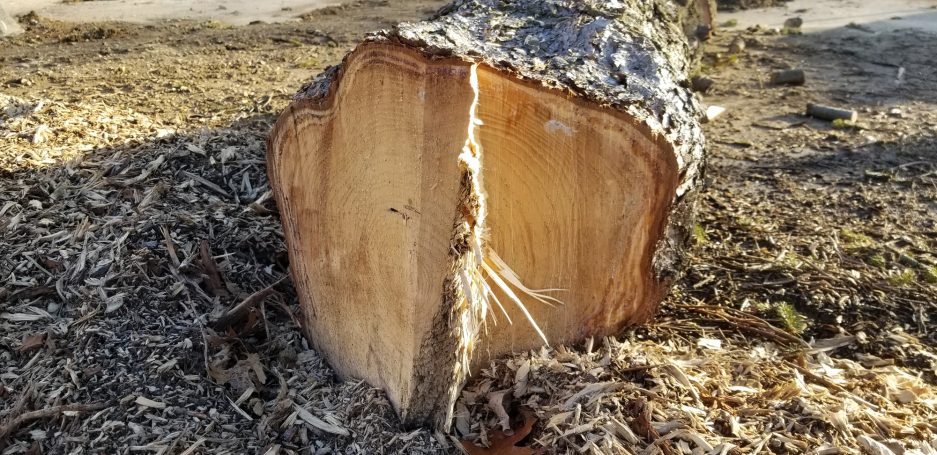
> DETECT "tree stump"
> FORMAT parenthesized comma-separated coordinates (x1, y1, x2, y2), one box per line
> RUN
(268, 0, 709, 430)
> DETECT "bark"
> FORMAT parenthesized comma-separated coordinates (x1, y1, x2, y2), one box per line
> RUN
(268, 0, 709, 430)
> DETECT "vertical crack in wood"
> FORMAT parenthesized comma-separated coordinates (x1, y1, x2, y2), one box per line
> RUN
(424, 63, 489, 431)
(455, 64, 489, 377)
(453, 65, 560, 388)
(405, 64, 485, 430)
(410, 64, 562, 430)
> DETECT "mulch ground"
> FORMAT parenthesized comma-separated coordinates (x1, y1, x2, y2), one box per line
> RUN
(2, 5, 936, 455)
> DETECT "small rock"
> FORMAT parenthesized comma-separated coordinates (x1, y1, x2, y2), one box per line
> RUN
(704, 105, 726, 122)
(9, 77, 33, 87)
(887, 108, 904, 118)
(691, 76, 714, 93)
(784, 17, 803, 29)
(744, 36, 763, 48)
(728, 37, 745, 54)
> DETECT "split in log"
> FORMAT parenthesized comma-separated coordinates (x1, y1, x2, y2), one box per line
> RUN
(268, 0, 709, 430)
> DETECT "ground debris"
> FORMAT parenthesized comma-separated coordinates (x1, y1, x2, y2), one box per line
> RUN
(3, 4, 937, 455)
(458, 329, 937, 454)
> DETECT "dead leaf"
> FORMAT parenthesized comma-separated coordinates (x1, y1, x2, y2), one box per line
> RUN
(209, 353, 266, 394)
(488, 389, 511, 433)
(17, 333, 46, 354)
(461, 409, 542, 455)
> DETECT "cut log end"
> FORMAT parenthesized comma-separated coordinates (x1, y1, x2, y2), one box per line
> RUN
(268, 0, 708, 430)
(271, 43, 682, 426)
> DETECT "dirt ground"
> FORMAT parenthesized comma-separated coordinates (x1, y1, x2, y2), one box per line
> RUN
(1, 1, 936, 454)
(3, 0, 342, 26)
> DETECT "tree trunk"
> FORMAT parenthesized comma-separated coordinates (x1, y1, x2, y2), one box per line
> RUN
(267, 0, 709, 430)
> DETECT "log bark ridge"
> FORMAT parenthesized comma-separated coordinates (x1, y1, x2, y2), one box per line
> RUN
(269, 0, 708, 430)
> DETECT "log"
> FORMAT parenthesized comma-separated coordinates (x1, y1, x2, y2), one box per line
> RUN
(771, 69, 806, 86)
(806, 103, 858, 122)
(267, 0, 708, 430)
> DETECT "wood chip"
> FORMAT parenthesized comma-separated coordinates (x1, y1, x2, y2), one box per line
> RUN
(134, 397, 167, 409)
(293, 405, 350, 436)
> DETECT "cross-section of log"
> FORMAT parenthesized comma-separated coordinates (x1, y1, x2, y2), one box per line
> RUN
(268, 0, 709, 430)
